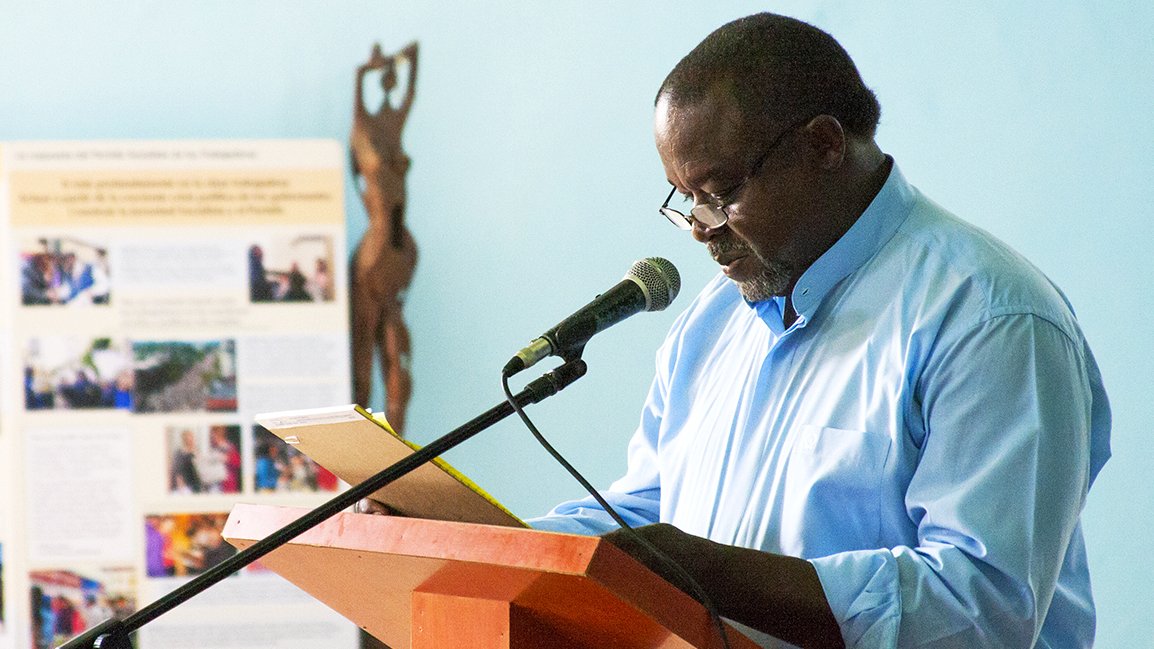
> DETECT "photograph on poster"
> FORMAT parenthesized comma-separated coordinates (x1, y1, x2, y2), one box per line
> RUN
(248, 234, 336, 304)
(165, 424, 242, 495)
(132, 340, 237, 413)
(253, 425, 339, 494)
(143, 513, 236, 579)
(18, 237, 112, 307)
(23, 337, 133, 411)
(29, 566, 136, 649)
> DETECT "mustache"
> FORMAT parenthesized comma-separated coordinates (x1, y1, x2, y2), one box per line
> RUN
(707, 234, 752, 262)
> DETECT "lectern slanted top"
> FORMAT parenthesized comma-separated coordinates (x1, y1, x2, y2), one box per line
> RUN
(223, 504, 759, 649)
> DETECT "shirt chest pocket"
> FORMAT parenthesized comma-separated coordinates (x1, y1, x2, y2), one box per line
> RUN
(780, 425, 893, 554)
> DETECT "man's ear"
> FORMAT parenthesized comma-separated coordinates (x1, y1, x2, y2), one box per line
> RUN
(803, 115, 846, 171)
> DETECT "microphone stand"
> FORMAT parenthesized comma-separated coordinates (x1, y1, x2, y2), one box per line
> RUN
(59, 359, 588, 649)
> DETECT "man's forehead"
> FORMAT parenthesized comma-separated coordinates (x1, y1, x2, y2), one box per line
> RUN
(655, 90, 748, 185)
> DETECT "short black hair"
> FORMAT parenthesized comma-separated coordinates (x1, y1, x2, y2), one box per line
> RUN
(657, 13, 881, 138)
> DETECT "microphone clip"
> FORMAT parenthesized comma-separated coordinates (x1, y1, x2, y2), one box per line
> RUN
(502, 338, 585, 378)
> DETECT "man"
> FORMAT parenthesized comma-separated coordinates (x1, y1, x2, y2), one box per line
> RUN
(526, 13, 1110, 649)
(356, 12, 1108, 648)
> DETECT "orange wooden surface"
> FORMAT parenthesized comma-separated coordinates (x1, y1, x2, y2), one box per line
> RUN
(223, 504, 759, 649)
(410, 592, 513, 649)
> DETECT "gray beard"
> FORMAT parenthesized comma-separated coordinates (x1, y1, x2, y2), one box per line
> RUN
(708, 236, 793, 301)
(735, 259, 792, 301)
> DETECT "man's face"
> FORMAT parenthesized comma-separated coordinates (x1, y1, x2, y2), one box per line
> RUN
(655, 90, 817, 301)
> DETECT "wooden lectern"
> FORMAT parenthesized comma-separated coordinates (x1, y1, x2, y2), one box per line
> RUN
(223, 504, 759, 649)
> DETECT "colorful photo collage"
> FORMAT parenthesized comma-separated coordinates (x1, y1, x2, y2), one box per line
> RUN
(17, 235, 337, 309)
(247, 236, 336, 304)
(19, 237, 111, 307)
(143, 512, 237, 579)
(163, 425, 337, 497)
(23, 338, 235, 414)
(29, 567, 136, 649)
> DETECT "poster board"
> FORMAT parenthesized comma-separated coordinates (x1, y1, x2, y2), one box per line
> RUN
(0, 140, 360, 649)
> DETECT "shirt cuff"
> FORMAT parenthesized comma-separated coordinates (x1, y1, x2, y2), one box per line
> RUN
(810, 549, 901, 648)
(526, 511, 618, 536)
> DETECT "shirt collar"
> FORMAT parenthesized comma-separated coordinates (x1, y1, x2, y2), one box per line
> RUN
(787, 157, 915, 321)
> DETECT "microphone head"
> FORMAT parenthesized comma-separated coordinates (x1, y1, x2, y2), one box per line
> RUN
(626, 257, 681, 311)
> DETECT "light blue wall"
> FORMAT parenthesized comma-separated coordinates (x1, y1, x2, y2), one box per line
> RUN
(3, 2, 1151, 644)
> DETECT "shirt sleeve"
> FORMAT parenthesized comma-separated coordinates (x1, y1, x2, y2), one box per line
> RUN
(810, 313, 1101, 648)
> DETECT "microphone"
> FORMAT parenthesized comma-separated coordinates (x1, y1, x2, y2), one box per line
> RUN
(503, 257, 680, 377)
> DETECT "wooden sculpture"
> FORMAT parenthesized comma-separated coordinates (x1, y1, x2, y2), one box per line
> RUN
(349, 41, 419, 435)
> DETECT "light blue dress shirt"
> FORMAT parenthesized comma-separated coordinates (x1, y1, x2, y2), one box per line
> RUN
(529, 162, 1111, 648)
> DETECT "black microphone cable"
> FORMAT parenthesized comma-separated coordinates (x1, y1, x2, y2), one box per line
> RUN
(500, 370, 733, 649)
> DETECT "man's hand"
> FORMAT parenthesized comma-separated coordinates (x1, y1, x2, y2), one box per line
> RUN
(352, 497, 398, 516)
(602, 523, 712, 597)
(603, 523, 845, 649)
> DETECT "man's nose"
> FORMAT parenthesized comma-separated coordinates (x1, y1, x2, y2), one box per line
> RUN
(691, 218, 723, 243)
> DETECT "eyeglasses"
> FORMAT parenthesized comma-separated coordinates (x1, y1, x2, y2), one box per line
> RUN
(659, 115, 814, 230)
